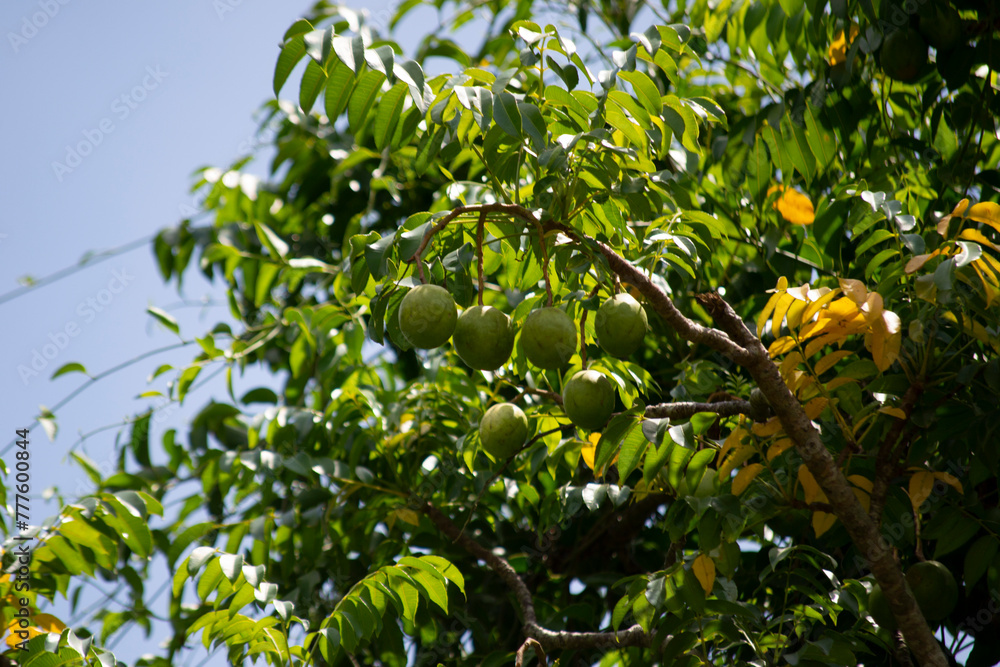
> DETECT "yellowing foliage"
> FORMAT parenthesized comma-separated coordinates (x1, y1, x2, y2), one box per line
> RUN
(907, 198, 1000, 309)
(759, 278, 901, 372)
(768, 185, 815, 225)
(828, 24, 860, 65)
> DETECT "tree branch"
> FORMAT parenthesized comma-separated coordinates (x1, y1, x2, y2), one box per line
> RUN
(644, 400, 751, 420)
(422, 502, 651, 650)
(576, 243, 947, 666)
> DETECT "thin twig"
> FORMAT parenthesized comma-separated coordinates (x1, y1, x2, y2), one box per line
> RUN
(477, 210, 487, 306)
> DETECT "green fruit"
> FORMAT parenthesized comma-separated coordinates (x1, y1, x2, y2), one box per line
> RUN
(479, 403, 529, 459)
(562, 370, 615, 430)
(906, 560, 958, 622)
(397, 284, 458, 349)
(879, 27, 927, 83)
(869, 584, 897, 631)
(522, 307, 577, 369)
(918, 2, 963, 51)
(595, 294, 648, 358)
(453, 306, 515, 370)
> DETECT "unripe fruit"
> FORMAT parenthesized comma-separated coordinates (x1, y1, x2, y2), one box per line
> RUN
(595, 294, 648, 358)
(397, 284, 457, 349)
(522, 307, 577, 369)
(918, 2, 963, 52)
(453, 305, 515, 370)
(879, 27, 927, 83)
(906, 560, 958, 622)
(868, 584, 897, 631)
(562, 370, 615, 431)
(479, 403, 529, 459)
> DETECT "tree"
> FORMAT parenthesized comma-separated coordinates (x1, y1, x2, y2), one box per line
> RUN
(4, 0, 1000, 665)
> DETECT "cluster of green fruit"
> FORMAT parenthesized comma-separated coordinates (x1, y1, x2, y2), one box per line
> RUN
(868, 559, 959, 630)
(879, 0, 965, 82)
(396, 284, 648, 460)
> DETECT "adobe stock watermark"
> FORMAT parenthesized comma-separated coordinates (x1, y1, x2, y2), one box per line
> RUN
(7, 0, 72, 54)
(16, 267, 135, 386)
(51, 65, 169, 182)
(212, 0, 245, 21)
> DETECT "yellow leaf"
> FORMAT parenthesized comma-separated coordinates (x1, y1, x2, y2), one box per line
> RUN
(866, 310, 902, 372)
(966, 201, 1000, 235)
(803, 397, 829, 420)
(752, 416, 784, 438)
(958, 227, 1000, 250)
(827, 24, 860, 65)
(766, 438, 794, 461)
(5, 624, 43, 648)
(772, 293, 796, 338)
(31, 614, 66, 634)
(814, 349, 854, 375)
(813, 511, 837, 537)
(581, 433, 599, 470)
(839, 278, 868, 305)
(971, 262, 998, 306)
(758, 282, 789, 336)
(904, 253, 936, 274)
(908, 471, 936, 512)
(719, 444, 755, 479)
(718, 428, 754, 477)
(779, 352, 805, 382)
(932, 472, 964, 495)
(769, 336, 798, 357)
(733, 463, 764, 494)
(803, 331, 848, 358)
(581, 433, 616, 471)
(800, 287, 840, 326)
(797, 464, 827, 505)
(825, 376, 857, 391)
(393, 508, 422, 527)
(848, 474, 874, 493)
(951, 198, 972, 218)
(770, 186, 816, 225)
(878, 406, 906, 419)
(784, 297, 810, 331)
(693, 553, 716, 593)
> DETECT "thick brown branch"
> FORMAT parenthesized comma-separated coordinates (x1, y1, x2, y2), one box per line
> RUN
(706, 299, 946, 667)
(644, 400, 751, 420)
(422, 502, 651, 650)
(571, 233, 945, 666)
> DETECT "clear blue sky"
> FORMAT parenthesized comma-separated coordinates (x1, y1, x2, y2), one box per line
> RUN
(0, 1, 392, 663)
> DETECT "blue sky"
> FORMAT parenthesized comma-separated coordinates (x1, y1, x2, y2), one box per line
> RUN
(0, 1, 390, 663)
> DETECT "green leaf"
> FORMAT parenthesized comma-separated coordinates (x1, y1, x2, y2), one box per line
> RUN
(299, 59, 328, 113)
(51, 362, 88, 380)
(325, 60, 357, 120)
(374, 82, 408, 150)
(147, 306, 179, 335)
(594, 413, 640, 475)
(745, 134, 773, 205)
(617, 424, 649, 482)
(129, 412, 152, 468)
(619, 70, 662, 115)
(349, 70, 388, 135)
(255, 222, 289, 260)
(492, 91, 522, 140)
(274, 35, 306, 96)
(964, 535, 999, 589)
(333, 34, 365, 73)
